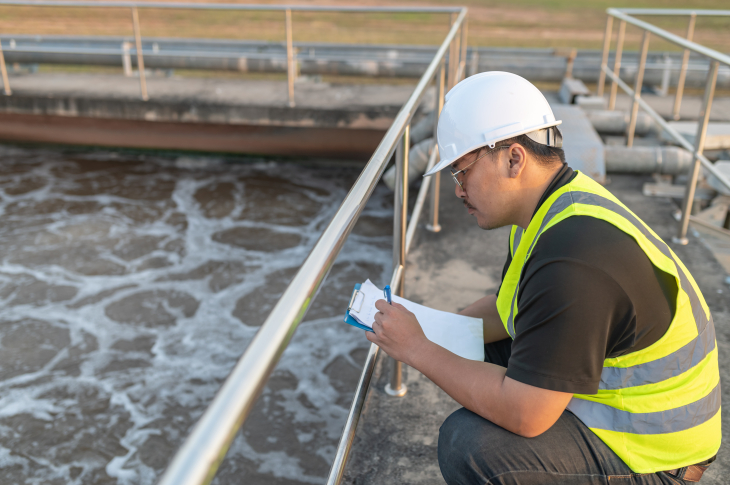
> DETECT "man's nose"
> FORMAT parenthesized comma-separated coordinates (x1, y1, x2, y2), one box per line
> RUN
(455, 181, 466, 199)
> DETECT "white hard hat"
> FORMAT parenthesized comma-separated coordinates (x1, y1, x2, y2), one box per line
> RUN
(424, 71, 562, 176)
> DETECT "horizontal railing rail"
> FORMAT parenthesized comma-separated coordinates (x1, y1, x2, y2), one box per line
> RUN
(0, 1, 461, 12)
(617, 8, 730, 16)
(154, 6, 467, 485)
(598, 8, 730, 246)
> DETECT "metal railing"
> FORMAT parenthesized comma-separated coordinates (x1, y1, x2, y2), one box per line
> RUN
(2, 36, 728, 86)
(145, 6, 466, 485)
(597, 8, 730, 244)
(0, 1, 462, 105)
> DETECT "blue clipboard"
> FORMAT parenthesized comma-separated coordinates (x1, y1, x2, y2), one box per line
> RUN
(343, 283, 374, 332)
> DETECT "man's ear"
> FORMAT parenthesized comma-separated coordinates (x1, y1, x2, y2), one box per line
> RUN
(507, 143, 528, 179)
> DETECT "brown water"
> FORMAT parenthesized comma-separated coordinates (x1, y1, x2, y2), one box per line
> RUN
(0, 146, 393, 484)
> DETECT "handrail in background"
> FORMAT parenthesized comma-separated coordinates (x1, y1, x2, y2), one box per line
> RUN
(598, 8, 730, 245)
(616, 8, 730, 16)
(0, 1, 461, 12)
(0, 1, 463, 104)
(325, 143, 440, 485)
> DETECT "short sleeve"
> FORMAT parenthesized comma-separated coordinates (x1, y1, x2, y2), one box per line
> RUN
(504, 257, 637, 394)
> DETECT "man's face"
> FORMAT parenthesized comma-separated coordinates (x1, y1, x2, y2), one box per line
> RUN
(451, 146, 514, 230)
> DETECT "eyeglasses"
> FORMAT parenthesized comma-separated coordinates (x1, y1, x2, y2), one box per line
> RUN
(449, 145, 510, 189)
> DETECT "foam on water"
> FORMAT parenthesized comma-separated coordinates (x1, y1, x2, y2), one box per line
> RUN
(0, 146, 392, 484)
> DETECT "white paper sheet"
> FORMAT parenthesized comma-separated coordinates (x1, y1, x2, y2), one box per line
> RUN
(348, 279, 383, 328)
(349, 279, 484, 361)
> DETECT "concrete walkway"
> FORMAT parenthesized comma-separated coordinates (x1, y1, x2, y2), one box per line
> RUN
(342, 174, 730, 484)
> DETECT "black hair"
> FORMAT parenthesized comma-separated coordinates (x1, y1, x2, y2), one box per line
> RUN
(499, 134, 565, 166)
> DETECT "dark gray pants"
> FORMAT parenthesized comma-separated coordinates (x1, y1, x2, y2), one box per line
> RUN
(437, 339, 687, 485)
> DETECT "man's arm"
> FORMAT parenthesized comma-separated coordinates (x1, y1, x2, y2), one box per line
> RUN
(458, 294, 509, 344)
(367, 300, 572, 438)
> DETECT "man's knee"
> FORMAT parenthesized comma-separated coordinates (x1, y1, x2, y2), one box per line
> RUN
(438, 408, 499, 485)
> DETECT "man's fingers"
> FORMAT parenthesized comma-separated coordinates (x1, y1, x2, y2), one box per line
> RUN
(375, 299, 391, 312)
(374, 312, 383, 326)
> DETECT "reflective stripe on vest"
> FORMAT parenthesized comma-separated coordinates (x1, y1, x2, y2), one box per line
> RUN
(497, 172, 721, 473)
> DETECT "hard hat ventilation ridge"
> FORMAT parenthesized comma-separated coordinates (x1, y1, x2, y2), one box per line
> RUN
(525, 126, 563, 148)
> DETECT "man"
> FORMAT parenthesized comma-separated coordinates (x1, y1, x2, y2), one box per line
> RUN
(366, 72, 720, 484)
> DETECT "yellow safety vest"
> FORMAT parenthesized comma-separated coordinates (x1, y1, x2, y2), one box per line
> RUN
(496, 172, 721, 473)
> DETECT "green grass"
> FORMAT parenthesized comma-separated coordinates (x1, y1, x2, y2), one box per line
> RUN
(0, 1, 726, 59)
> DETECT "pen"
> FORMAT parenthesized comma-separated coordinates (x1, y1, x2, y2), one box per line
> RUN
(384, 285, 392, 305)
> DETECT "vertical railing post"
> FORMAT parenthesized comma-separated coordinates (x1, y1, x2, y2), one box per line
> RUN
(468, 49, 479, 77)
(458, 18, 468, 81)
(122, 41, 133, 77)
(285, 8, 296, 108)
(626, 31, 650, 147)
(597, 14, 614, 98)
(674, 60, 719, 245)
(608, 19, 626, 111)
(131, 6, 148, 101)
(447, 13, 458, 91)
(386, 124, 410, 398)
(426, 61, 445, 233)
(0, 37, 11, 96)
(672, 13, 696, 121)
(450, 34, 461, 89)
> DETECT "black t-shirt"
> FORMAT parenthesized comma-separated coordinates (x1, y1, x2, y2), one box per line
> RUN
(500, 165, 677, 395)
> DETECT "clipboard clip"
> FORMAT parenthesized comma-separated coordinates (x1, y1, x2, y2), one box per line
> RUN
(348, 288, 364, 313)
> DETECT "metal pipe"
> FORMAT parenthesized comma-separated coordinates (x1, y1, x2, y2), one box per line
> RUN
(597, 15, 613, 97)
(626, 31, 650, 147)
(285, 8, 295, 107)
(157, 9, 467, 485)
(426, 61, 445, 233)
(4, 36, 730, 83)
(605, 145, 693, 174)
(0, 38, 11, 95)
(672, 13, 695, 121)
(585, 109, 654, 136)
(131, 6, 147, 101)
(675, 60, 719, 245)
(386, 124, 409, 398)
(602, 64, 730, 194)
(608, 19, 626, 111)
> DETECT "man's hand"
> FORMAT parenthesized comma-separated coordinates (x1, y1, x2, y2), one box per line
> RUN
(366, 299, 429, 366)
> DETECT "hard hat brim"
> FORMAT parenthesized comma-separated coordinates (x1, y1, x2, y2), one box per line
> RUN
(423, 120, 563, 177)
